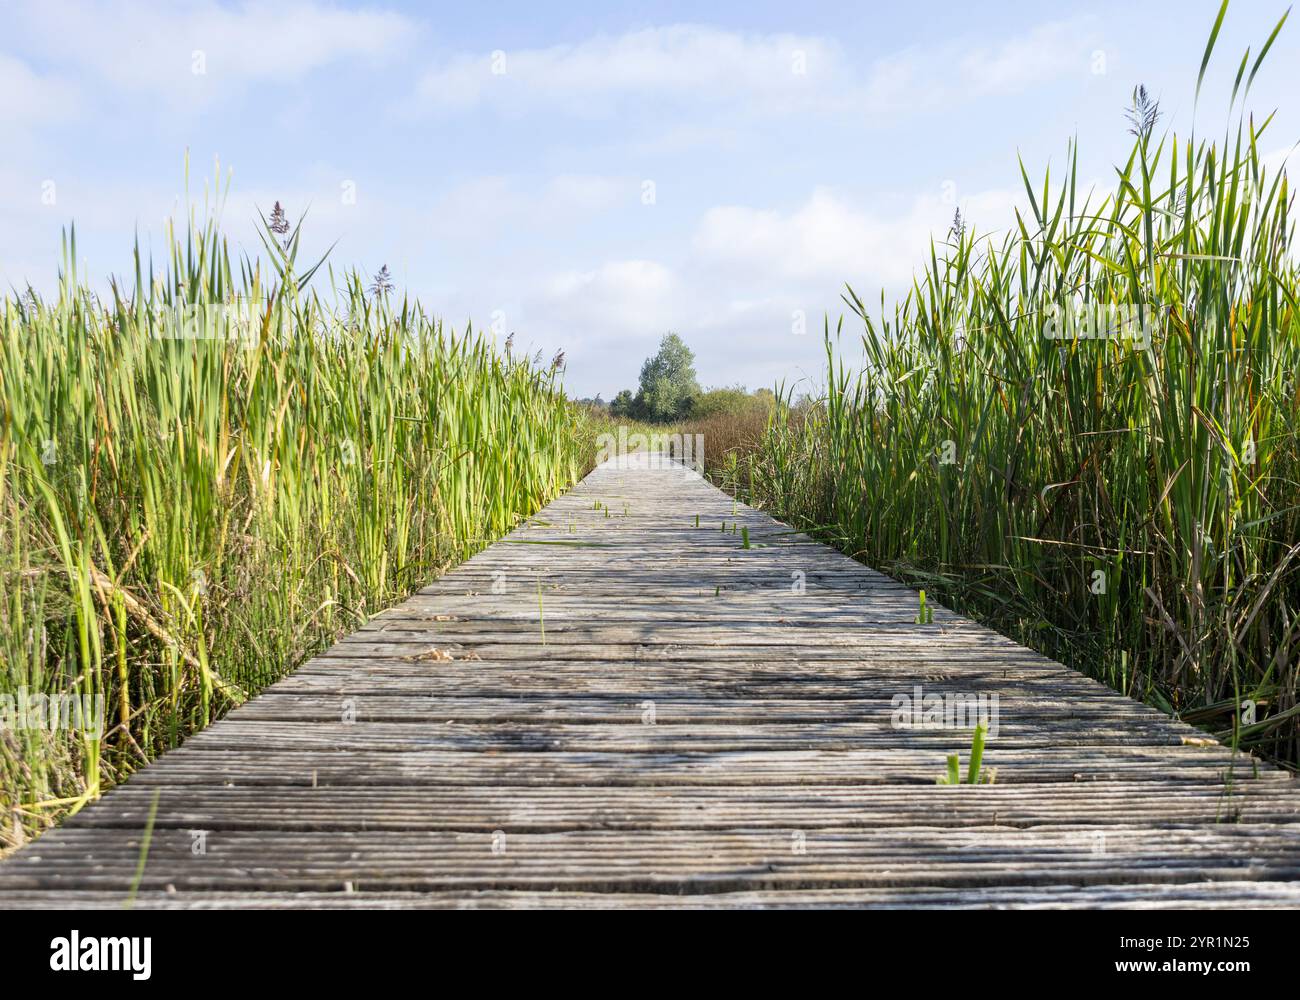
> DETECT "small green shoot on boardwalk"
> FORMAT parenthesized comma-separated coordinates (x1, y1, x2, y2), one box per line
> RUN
(123, 788, 161, 909)
(936, 723, 996, 785)
(537, 576, 546, 646)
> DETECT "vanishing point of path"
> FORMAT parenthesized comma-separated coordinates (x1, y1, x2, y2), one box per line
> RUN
(3, 453, 1300, 908)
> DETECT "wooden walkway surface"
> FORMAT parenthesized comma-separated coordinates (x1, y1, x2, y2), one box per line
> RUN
(4, 452, 1300, 908)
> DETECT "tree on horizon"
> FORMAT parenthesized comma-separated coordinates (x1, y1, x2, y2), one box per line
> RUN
(612, 333, 700, 422)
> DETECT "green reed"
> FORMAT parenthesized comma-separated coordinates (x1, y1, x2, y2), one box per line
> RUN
(0, 200, 592, 847)
(744, 2, 1300, 762)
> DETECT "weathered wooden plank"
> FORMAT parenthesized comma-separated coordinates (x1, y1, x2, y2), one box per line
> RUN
(177, 719, 1210, 755)
(233, 694, 1168, 724)
(5, 828, 1300, 894)
(119, 746, 1274, 790)
(5, 883, 1300, 909)
(56, 782, 1300, 832)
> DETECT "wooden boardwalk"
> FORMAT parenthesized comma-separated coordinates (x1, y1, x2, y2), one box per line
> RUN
(4, 452, 1300, 908)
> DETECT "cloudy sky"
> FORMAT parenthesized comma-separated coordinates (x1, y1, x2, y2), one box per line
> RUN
(2, 0, 1297, 398)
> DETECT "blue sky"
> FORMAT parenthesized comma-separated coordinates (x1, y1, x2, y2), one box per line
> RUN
(2, 0, 1297, 398)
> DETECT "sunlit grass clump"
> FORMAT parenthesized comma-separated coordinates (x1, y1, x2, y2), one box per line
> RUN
(0, 200, 591, 848)
(745, 5, 1300, 762)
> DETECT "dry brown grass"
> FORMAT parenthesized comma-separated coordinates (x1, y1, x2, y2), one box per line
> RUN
(679, 402, 772, 487)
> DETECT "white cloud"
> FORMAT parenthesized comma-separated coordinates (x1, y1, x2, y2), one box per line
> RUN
(0, 55, 79, 125)
(960, 21, 1089, 96)
(543, 259, 675, 321)
(11, 1, 412, 102)
(692, 187, 1021, 292)
(0, 6, 1111, 398)
(436, 258, 681, 394)
(413, 25, 835, 116)
(431, 174, 632, 238)
(410, 19, 1095, 119)
(499, 182, 1028, 397)
(863, 19, 1096, 113)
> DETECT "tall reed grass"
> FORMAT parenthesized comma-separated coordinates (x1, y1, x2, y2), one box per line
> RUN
(0, 196, 592, 848)
(743, 3, 1300, 762)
